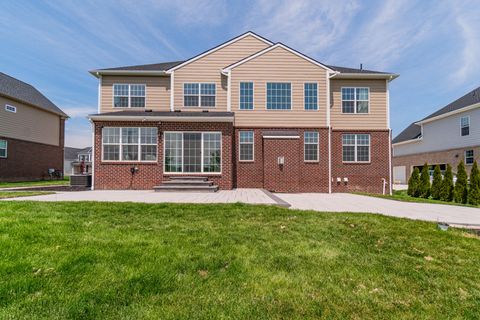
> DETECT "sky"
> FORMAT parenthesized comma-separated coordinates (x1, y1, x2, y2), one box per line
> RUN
(1, 0, 479, 148)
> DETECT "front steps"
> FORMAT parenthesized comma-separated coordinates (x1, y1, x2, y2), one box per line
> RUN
(154, 176, 219, 192)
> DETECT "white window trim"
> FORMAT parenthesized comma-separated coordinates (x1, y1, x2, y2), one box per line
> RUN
(112, 84, 147, 108)
(342, 134, 371, 163)
(465, 149, 474, 165)
(341, 87, 370, 114)
(239, 81, 254, 110)
(460, 116, 470, 136)
(239, 131, 254, 162)
(303, 82, 319, 111)
(163, 131, 222, 174)
(0, 139, 7, 158)
(182, 83, 217, 108)
(304, 131, 319, 162)
(5, 104, 16, 113)
(265, 82, 293, 110)
(101, 127, 158, 163)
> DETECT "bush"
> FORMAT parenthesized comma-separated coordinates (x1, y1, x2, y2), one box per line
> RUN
(418, 163, 431, 198)
(468, 161, 480, 205)
(431, 165, 443, 200)
(440, 164, 454, 202)
(407, 167, 420, 197)
(454, 161, 468, 204)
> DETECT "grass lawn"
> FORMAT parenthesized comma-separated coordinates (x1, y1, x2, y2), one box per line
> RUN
(0, 191, 54, 199)
(0, 177, 69, 189)
(1, 201, 479, 319)
(359, 189, 480, 208)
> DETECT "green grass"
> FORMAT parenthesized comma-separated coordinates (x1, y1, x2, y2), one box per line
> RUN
(0, 191, 54, 199)
(0, 177, 69, 189)
(358, 190, 480, 208)
(1, 201, 479, 319)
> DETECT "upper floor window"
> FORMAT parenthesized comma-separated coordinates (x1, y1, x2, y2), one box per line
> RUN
(304, 131, 319, 161)
(239, 131, 254, 161)
(304, 83, 318, 110)
(184, 83, 216, 107)
(239, 82, 254, 110)
(0, 139, 7, 158)
(78, 154, 91, 162)
(266, 83, 291, 110)
(465, 150, 474, 165)
(113, 84, 145, 108)
(342, 87, 369, 113)
(342, 134, 370, 162)
(102, 127, 157, 162)
(461, 116, 470, 136)
(5, 104, 16, 113)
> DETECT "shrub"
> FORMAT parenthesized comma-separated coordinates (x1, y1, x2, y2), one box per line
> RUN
(454, 161, 468, 204)
(440, 164, 454, 202)
(418, 163, 431, 199)
(407, 168, 420, 197)
(431, 165, 443, 200)
(468, 161, 480, 205)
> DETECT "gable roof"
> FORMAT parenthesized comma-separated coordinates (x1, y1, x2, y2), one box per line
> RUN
(64, 147, 92, 160)
(392, 123, 422, 144)
(222, 43, 334, 73)
(0, 72, 68, 117)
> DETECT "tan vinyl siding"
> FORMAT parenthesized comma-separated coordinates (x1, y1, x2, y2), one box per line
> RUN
(330, 79, 388, 129)
(100, 76, 170, 113)
(0, 96, 60, 146)
(231, 46, 328, 127)
(173, 35, 270, 111)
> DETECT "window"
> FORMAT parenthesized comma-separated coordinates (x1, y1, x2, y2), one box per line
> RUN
(465, 150, 474, 165)
(0, 139, 7, 158)
(183, 83, 216, 107)
(304, 83, 318, 110)
(304, 131, 319, 161)
(164, 132, 221, 173)
(78, 154, 91, 162)
(5, 104, 16, 113)
(239, 82, 254, 110)
(113, 84, 145, 108)
(102, 127, 157, 162)
(342, 87, 369, 113)
(342, 134, 370, 162)
(266, 83, 291, 110)
(461, 116, 470, 136)
(239, 131, 254, 161)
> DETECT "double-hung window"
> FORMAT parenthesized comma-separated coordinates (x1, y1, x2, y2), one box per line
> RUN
(239, 131, 254, 161)
(183, 83, 216, 107)
(239, 82, 254, 110)
(164, 132, 221, 173)
(266, 83, 291, 110)
(304, 83, 318, 110)
(465, 150, 474, 165)
(0, 139, 7, 158)
(113, 84, 146, 108)
(304, 131, 319, 161)
(102, 127, 157, 162)
(342, 134, 370, 162)
(461, 116, 470, 136)
(342, 87, 369, 113)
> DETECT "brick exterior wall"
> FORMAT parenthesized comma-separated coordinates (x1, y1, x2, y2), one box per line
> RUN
(393, 145, 480, 181)
(93, 121, 233, 190)
(331, 129, 391, 194)
(0, 118, 65, 182)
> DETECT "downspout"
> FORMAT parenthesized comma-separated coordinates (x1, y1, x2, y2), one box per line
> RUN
(90, 119, 95, 190)
(227, 70, 232, 112)
(387, 78, 392, 195)
(327, 71, 339, 193)
(170, 71, 175, 111)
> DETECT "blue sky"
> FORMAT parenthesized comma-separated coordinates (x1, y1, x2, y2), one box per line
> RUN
(1, 0, 479, 147)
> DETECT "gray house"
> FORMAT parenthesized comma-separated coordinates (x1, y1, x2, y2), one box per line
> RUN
(393, 86, 480, 183)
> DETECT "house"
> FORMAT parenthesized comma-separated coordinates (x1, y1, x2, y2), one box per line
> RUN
(393, 86, 480, 183)
(0, 72, 68, 182)
(64, 146, 92, 176)
(88, 32, 398, 193)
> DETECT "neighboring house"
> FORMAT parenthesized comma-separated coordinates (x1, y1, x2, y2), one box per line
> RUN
(64, 147, 92, 176)
(393, 87, 480, 183)
(0, 72, 68, 181)
(88, 32, 398, 193)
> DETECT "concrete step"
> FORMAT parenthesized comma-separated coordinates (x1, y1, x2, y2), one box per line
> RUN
(161, 180, 214, 186)
(167, 176, 208, 182)
(153, 185, 219, 192)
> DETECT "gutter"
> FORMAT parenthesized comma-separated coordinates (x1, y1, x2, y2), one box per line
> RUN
(414, 102, 480, 125)
(89, 70, 169, 78)
(88, 115, 235, 122)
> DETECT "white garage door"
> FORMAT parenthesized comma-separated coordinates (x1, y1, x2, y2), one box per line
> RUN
(393, 166, 406, 184)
